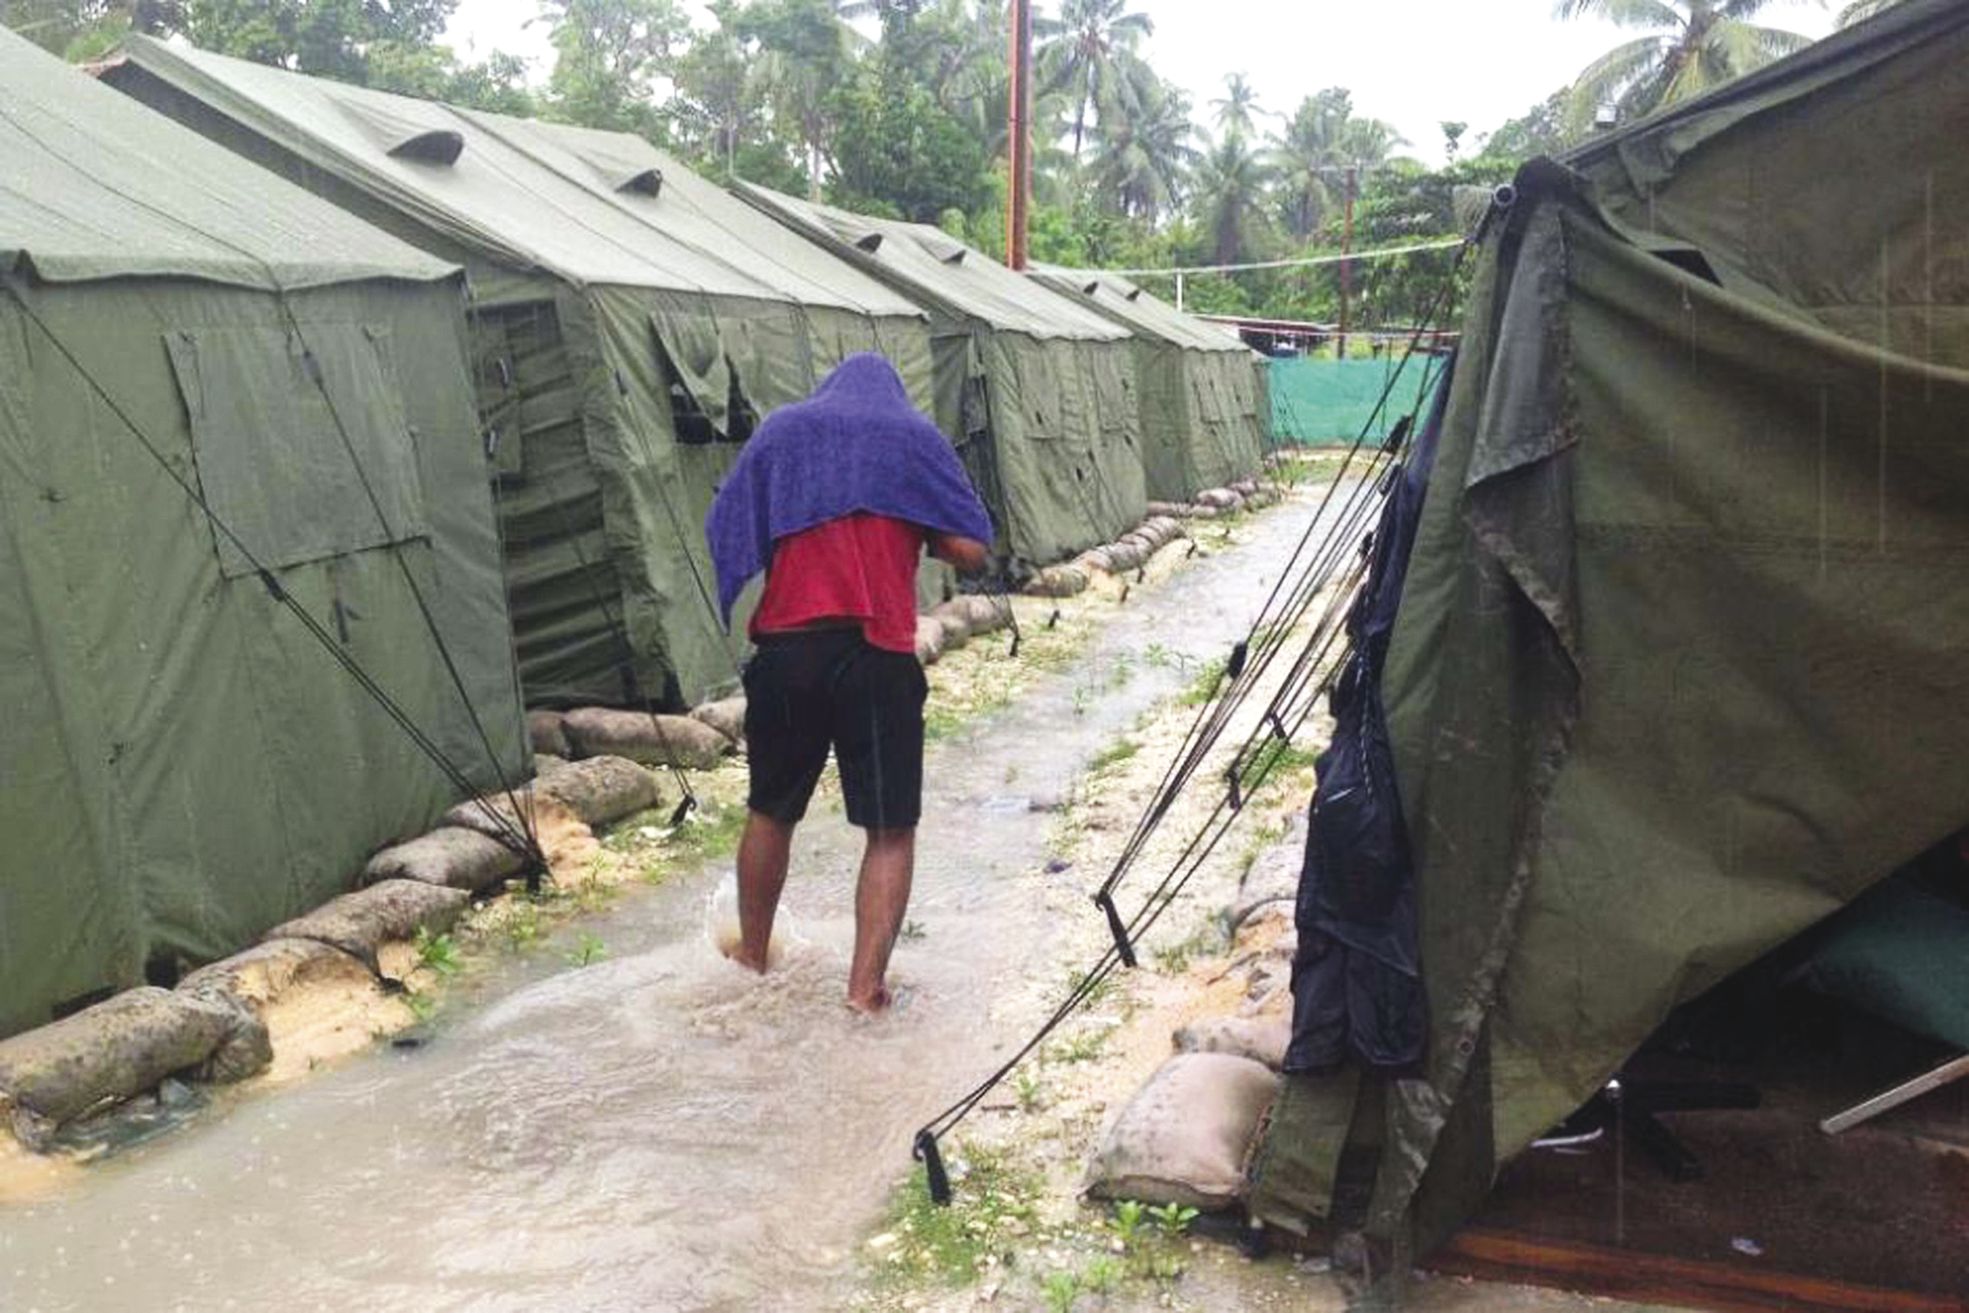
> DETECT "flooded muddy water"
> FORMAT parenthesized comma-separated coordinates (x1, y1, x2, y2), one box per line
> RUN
(1, 496, 1342, 1313)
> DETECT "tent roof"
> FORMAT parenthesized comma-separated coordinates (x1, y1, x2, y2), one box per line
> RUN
(111, 36, 922, 316)
(736, 183, 1129, 342)
(0, 27, 453, 291)
(1028, 266, 1254, 354)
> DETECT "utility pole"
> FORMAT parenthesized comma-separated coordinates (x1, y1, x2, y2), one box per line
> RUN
(1006, 0, 1032, 270)
(1338, 163, 1357, 358)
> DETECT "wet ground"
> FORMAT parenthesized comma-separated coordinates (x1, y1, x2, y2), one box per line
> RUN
(0, 500, 1338, 1313)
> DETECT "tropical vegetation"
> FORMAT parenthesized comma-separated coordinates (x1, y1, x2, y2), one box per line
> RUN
(1, 0, 1842, 325)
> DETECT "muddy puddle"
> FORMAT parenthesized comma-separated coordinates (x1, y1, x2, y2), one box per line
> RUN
(0, 496, 1346, 1313)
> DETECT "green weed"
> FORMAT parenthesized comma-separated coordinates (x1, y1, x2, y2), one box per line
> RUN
(1148, 1201, 1200, 1237)
(1087, 737, 1139, 775)
(1042, 1270, 1082, 1313)
(873, 1145, 1041, 1290)
(414, 927, 461, 977)
(1046, 1029, 1109, 1064)
(1238, 737, 1321, 795)
(1109, 1199, 1147, 1247)
(504, 900, 542, 954)
(404, 991, 438, 1022)
(565, 930, 608, 968)
(1178, 656, 1229, 706)
(1014, 1069, 1043, 1113)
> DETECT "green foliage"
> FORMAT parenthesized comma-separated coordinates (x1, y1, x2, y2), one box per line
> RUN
(828, 57, 989, 222)
(180, 0, 455, 82)
(875, 1144, 1042, 1289)
(565, 930, 609, 967)
(414, 927, 462, 977)
(540, 0, 690, 138)
(1, 0, 1819, 331)
(1108, 1198, 1147, 1245)
(1555, 0, 1814, 133)
(1147, 1200, 1199, 1236)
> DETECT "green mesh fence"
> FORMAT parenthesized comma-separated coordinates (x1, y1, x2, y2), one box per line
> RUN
(1268, 355, 1437, 447)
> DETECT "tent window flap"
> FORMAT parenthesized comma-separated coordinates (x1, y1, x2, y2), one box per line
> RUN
(167, 322, 430, 578)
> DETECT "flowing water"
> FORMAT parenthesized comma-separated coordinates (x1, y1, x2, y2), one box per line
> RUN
(1, 496, 1336, 1313)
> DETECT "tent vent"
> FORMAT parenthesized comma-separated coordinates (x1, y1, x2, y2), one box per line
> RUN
(855, 232, 885, 253)
(1125, 287, 1144, 302)
(941, 248, 967, 266)
(617, 167, 664, 197)
(1082, 280, 1101, 296)
(388, 129, 465, 166)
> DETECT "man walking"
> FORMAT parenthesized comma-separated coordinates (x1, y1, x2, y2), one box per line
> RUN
(706, 354, 993, 1013)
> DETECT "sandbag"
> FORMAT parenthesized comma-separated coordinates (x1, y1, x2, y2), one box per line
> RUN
(1078, 546, 1117, 573)
(0, 988, 266, 1144)
(944, 594, 1011, 635)
(526, 709, 570, 758)
(1145, 500, 1191, 519)
(1084, 1052, 1278, 1209)
(178, 938, 369, 1022)
(263, 880, 469, 976)
(934, 611, 970, 650)
(1229, 820, 1308, 932)
(363, 826, 527, 893)
(533, 756, 662, 827)
(1104, 543, 1147, 574)
(915, 616, 946, 666)
(691, 697, 747, 745)
(1174, 1014, 1292, 1070)
(1025, 565, 1089, 598)
(562, 708, 731, 771)
(1196, 488, 1244, 511)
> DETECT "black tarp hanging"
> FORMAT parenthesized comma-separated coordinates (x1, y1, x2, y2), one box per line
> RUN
(1286, 354, 1456, 1074)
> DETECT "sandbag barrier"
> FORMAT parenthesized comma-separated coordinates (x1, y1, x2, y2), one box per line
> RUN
(1078, 822, 1304, 1213)
(1024, 480, 1286, 600)
(915, 592, 1016, 667)
(0, 754, 668, 1151)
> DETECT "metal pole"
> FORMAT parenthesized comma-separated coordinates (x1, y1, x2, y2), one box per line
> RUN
(1338, 164, 1356, 358)
(1175, 271, 1185, 312)
(1006, 0, 1032, 270)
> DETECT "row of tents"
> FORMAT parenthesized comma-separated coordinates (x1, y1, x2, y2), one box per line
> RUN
(0, 27, 1267, 1040)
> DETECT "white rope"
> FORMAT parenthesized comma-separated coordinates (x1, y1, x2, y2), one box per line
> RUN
(1067, 237, 1465, 279)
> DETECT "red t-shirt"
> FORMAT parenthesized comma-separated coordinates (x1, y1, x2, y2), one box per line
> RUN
(749, 513, 925, 654)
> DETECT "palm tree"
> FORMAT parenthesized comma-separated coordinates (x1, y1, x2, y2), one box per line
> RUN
(741, 0, 868, 197)
(1211, 72, 1268, 140)
(1837, 0, 1903, 24)
(1191, 131, 1274, 267)
(1267, 88, 1403, 242)
(1557, 0, 1813, 133)
(1090, 78, 1198, 222)
(1034, 0, 1155, 161)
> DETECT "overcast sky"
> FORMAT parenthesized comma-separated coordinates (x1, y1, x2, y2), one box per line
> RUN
(444, 0, 1839, 165)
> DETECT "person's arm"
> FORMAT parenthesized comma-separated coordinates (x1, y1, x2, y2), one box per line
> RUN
(928, 532, 991, 577)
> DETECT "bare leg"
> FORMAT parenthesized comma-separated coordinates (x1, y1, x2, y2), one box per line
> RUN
(848, 827, 916, 1013)
(733, 811, 794, 973)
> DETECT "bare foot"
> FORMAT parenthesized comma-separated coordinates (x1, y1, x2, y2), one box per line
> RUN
(845, 985, 892, 1015)
(722, 943, 770, 975)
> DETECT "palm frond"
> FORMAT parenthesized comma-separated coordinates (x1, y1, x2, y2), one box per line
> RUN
(1837, 0, 1904, 25)
(1554, 0, 1684, 29)
(1564, 33, 1672, 130)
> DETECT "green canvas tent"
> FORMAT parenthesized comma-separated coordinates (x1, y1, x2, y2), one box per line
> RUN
(0, 27, 524, 1040)
(104, 36, 939, 710)
(735, 185, 1150, 570)
(1028, 267, 1268, 501)
(1252, 0, 1969, 1270)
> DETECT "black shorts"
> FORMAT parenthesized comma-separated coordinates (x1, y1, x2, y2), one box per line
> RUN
(742, 630, 928, 830)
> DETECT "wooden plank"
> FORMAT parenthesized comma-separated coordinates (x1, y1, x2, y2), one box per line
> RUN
(1430, 1228, 1969, 1313)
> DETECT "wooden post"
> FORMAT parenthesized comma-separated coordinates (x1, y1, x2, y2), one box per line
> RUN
(1006, 0, 1032, 270)
(1338, 164, 1357, 357)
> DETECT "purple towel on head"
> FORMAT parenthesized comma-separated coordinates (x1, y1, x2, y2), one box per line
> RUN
(705, 353, 994, 626)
